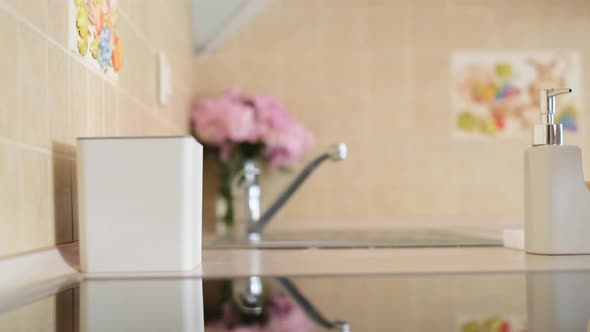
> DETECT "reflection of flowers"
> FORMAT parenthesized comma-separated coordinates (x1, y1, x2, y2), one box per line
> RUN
(264, 295, 313, 332)
(207, 295, 313, 332)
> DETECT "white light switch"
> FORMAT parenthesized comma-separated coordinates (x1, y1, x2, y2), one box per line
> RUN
(158, 51, 173, 105)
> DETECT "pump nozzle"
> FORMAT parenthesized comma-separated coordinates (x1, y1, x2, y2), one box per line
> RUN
(533, 88, 572, 146)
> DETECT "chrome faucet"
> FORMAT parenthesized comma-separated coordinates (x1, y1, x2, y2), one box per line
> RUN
(232, 143, 347, 242)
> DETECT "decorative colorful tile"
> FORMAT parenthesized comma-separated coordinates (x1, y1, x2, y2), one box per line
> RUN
(451, 52, 581, 137)
(68, 0, 122, 80)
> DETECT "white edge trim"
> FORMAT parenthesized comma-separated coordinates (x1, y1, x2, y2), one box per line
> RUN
(0, 243, 80, 302)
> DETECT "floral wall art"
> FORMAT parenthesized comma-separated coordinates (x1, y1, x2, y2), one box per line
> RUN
(69, 0, 123, 79)
(452, 52, 581, 137)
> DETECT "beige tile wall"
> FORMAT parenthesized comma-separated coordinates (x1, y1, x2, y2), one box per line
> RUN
(196, 0, 590, 230)
(0, 0, 197, 257)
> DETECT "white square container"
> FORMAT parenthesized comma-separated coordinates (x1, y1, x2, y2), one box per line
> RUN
(77, 136, 203, 273)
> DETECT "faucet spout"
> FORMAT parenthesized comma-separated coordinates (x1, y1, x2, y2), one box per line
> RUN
(250, 143, 347, 236)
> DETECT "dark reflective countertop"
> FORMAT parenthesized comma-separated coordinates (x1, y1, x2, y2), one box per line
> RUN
(2, 270, 590, 331)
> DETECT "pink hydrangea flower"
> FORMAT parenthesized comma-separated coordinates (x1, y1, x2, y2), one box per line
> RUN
(191, 89, 313, 168)
(191, 98, 229, 145)
(191, 89, 257, 145)
(265, 123, 314, 169)
(224, 102, 257, 142)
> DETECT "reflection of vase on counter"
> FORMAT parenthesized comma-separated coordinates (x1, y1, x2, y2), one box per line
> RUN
(190, 89, 314, 235)
(206, 292, 313, 332)
(203, 278, 319, 332)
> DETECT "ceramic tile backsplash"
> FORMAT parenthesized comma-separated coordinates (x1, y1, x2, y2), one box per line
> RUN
(19, 149, 52, 253)
(69, 59, 88, 144)
(48, 43, 70, 145)
(50, 155, 73, 246)
(86, 72, 104, 137)
(196, 0, 590, 230)
(0, 144, 21, 255)
(103, 82, 119, 136)
(0, 1, 196, 257)
(47, 0, 69, 47)
(19, 23, 49, 149)
(0, 9, 19, 141)
(7, 0, 49, 31)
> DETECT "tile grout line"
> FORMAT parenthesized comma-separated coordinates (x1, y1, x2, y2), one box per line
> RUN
(102, 80, 106, 135)
(14, 19, 24, 250)
(15, 17, 22, 154)
(45, 24, 52, 241)
(67, 48, 76, 245)
(118, 5, 190, 53)
(99, 74, 104, 135)
(46, 145, 54, 241)
(46, 28, 50, 144)
(68, 54, 73, 145)
(118, 9, 158, 54)
(85, 59, 90, 134)
(0, 138, 75, 160)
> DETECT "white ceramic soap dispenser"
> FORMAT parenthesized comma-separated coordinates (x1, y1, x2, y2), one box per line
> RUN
(524, 88, 590, 255)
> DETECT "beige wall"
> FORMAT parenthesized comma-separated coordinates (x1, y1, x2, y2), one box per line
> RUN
(294, 274, 526, 331)
(196, 0, 590, 231)
(0, 0, 197, 257)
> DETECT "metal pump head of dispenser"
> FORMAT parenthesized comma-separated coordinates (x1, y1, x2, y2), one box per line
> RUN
(532, 88, 572, 146)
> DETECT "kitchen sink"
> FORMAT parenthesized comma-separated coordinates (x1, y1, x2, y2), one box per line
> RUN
(204, 226, 503, 249)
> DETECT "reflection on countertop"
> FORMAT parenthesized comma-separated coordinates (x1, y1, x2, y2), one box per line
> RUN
(3, 270, 590, 331)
